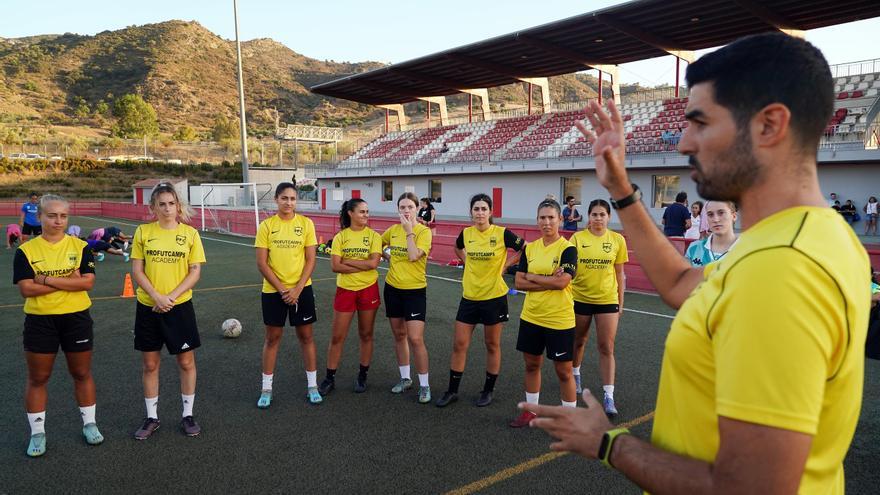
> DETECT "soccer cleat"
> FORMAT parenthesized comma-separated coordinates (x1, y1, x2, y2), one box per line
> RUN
(26, 433, 46, 457)
(318, 377, 335, 396)
(257, 390, 272, 409)
(96, 252, 105, 262)
(509, 411, 537, 428)
(574, 374, 583, 395)
(418, 386, 431, 404)
(134, 417, 160, 440)
(603, 394, 618, 418)
(435, 391, 458, 408)
(123, 241, 130, 251)
(181, 416, 201, 437)
(307, 387, 323, 405)
(123, 252, 131, 262)
(476, 391, 493, 407)
(391, 378, 413, 394)
(82, 423, 104, 445)
(354, 377, 367, 393)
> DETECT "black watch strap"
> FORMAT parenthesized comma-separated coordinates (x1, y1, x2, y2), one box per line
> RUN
(610, 184, 641, 210)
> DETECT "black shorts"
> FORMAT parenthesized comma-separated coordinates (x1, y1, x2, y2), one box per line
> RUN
(456, 295, 509, 325)
(23, 310, 94, 354)
(574, 302, 620, 316)
(22, 223, 41, 236)
(135, 300, 201, 354)
(91, 240, 112, 252)
(384, 284, 426, 321)
(516, 319, 574, 361)
(261, 285, 317, 327)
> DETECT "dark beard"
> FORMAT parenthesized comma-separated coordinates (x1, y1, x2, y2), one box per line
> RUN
(691, 129, 762, 202)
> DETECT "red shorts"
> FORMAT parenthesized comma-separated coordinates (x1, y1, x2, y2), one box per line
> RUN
(334, 282, 381, 312)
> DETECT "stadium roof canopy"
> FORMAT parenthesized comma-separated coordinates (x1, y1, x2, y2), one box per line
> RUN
(310, 0, 880, 105)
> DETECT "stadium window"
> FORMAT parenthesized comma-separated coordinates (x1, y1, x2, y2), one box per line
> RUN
(652, 175, 680, 208)
(381, 180, 393, 202)
(561, 177, 582, 204)
(429, 179, 442, 203)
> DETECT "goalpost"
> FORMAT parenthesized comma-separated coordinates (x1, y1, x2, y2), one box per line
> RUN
(196, 182, 273, 236)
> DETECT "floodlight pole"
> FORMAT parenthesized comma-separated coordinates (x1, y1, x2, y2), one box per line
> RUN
(233, 0, 249, 183)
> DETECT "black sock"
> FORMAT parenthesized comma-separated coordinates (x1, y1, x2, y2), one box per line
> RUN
(482, 372, 498, 393)
(448, 369, 463, 394)
(326, 368, 336, 380)
(358, 364, 369, 381)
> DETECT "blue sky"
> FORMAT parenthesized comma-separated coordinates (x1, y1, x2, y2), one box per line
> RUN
(2, 1, 879, 87)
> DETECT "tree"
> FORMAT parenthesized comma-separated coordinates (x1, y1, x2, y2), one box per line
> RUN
(172, 125, 198, 142)
(111, 94, 158, 138)
(211, 114, 239, 142)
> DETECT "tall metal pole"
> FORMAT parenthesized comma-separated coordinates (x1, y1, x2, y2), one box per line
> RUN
(233, 0, 249, 183)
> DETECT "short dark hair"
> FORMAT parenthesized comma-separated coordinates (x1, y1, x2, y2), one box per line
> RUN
(565, 196, 575, 202)
(587, 199, 611, 216)
(675, 191, 688, 203)
(686, 33, 833, 153)
(537, 198, 561, 216)
(275, 182, 296, 198)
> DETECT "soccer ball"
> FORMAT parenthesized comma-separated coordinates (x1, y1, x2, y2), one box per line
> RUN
(222, 318, 242, 338)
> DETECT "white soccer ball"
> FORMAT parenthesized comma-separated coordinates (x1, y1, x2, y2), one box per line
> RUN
(222, 318, 242, 338)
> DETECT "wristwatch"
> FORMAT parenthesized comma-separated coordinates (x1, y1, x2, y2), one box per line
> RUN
(597, 427, 630, 468)
(610, 184, 642, 210)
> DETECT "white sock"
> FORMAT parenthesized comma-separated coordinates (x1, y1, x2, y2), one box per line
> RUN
(603, 385, 615, 400)
(27, 411, 46, 435)
(572, 366, 581, 376)
(80, 404, 96, 425)
(399, 365, 411, 380)
(262, 373, 274, 391)
(525, 392, 540, 405)
(418, 373, 429, 387)
(561, 400, 577, 408)
(306, 370, 317, 388)
(145, 396, 158, 419)
(181, 394, 195, 417)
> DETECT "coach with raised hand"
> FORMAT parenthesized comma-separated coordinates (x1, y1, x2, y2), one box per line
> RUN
(521, 33, 869, 494)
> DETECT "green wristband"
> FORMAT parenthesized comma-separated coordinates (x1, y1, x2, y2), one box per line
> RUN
(598, 427, 630, 469)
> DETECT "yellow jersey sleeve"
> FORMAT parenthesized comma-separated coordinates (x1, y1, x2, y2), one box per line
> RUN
(712, 249, 847, 435)
(131, 225, 145, 259)
(255, 220, 270, 248)
(189, 230, 206, 264)
(304, 217, 318, 247)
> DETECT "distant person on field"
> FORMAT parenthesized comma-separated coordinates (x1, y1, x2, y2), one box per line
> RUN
(865, 196, 878, 235)
(7, 223, 21, 249)
(417, 197, 436, 230)
(101, 226, 131, 251)
(683, 200, 703, 240)
(20, 192, 42, 242)
(562, 196, 582, 231)
(661, 191, 691, 236)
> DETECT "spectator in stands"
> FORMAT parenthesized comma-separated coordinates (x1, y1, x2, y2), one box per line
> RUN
(660, 130, 674, 145)
(840, 200, 857, 225)
(562, 196, 582, 231)
(417, 198, 436, 230)
(684, 201, 703, 240)
(20, 192, 41, 242)
(865, 196, 878, 235)
(661, 192, 691, 237)
(440, 142, 450, 153)
(671, 127, 683, 145)
(828, 192, 838, 206)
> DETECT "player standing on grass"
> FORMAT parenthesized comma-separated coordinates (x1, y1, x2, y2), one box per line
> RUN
(318, 199, 383, 397)
(382, 192, 433, 404)
(436, 193, 524, 408)
(20, 192, 42, 242)
(569, 199, 628, 417)
(255, 183, 321, 406)
(131, 183, 206, 439)
(509, 198, 579, 427)
(522, 34, 869, 494)
(13, 194, 103, 456)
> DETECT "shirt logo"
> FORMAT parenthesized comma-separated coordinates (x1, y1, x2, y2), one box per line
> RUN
(270, 229, 280, 234)
(602, 242, 612, 253)
(294, 226, 303, 236)
(581, 244, 590, 248)
(363, 236, 370, 247)
(175, 234, 186, 246)
(32, 259, 44, 265)
(489, 237, 497, 247)
(146, 238, 158, 243)
(67, 253, 78, 265)
(468, 239, 476, 243)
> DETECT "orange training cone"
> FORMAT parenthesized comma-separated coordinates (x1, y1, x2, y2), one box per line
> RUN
(121, 273, 135, 298)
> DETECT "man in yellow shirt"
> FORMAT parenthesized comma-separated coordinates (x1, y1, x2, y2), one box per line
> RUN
(522, 33, 869, 494)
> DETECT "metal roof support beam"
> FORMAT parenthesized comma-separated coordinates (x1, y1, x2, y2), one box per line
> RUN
(377, 104, 407, 132)
(416, 96, 449, 126)
(593, 13, 695, 62)
(446, 53, 534, 80)
(733, 0, 804, 38)
(593, 65, 621, 106)
(515, 34, 605, 67)
(518, 77, 550, 114)
(357, 78, 430, 98)
(461, 88, 492, 122)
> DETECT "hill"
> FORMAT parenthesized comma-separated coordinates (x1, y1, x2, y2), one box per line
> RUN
(0, 21, 650, 135)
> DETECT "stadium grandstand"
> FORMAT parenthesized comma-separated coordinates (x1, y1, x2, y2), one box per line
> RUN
(309, 0, 880, 224)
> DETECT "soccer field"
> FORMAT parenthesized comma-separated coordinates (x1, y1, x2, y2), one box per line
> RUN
(1, 215, 878, 494)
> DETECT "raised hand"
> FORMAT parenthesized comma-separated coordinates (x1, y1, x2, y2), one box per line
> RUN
(400, 212, 416, 234)
(575, 100, 630, 198)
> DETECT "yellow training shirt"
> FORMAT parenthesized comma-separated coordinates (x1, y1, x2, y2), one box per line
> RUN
(13, 235, 94, 315)
(381, 224, 432, 290)
(652, 207, 868, 495)
(517, 237, 578, 330)
(255, 214, 317, 293)
(570, 229, 628, 305)
(131, 222, 206, 306)
(331, 227, 383, 291)
(457, 225, 524, 301)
